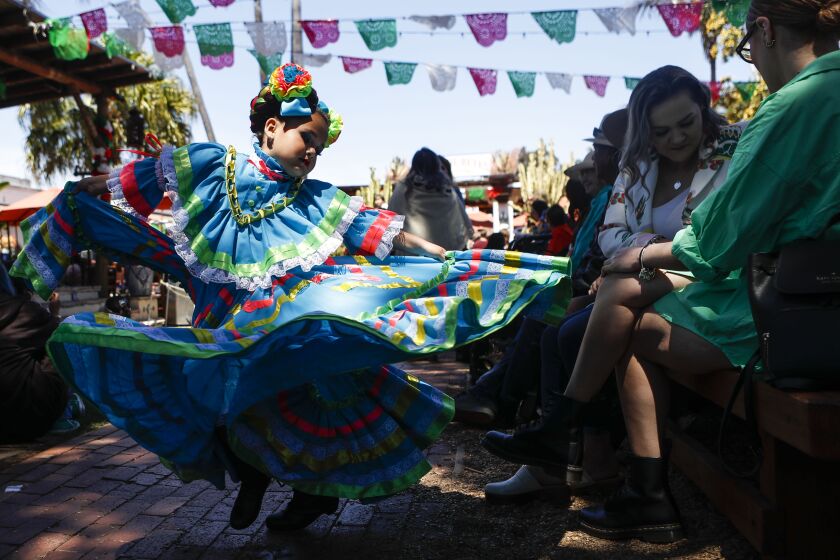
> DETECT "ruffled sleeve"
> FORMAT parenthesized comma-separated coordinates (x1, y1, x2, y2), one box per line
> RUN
(343, 205, 405, 259)
(106, 156, 167, 221)
(10, 184, 82, 300)
(154, 143, 381, 290)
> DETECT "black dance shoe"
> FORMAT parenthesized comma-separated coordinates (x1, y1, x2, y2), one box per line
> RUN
(266, 489, 340, 531)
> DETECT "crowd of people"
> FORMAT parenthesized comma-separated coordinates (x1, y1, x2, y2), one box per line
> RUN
(3, 0, 839, 548)
(457, 0, 840, 543)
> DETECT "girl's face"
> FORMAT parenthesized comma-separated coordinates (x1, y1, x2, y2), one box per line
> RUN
(262, 113, 329, 178)
(648, 91, 704, 165)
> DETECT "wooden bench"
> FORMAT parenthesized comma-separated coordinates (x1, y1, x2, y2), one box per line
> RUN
(668, 369, 840, 558)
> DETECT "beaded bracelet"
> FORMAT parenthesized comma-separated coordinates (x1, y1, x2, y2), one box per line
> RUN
(638, 236, 664, 282)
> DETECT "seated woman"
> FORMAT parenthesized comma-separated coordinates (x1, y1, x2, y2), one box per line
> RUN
(576, 0, 840, 542)
(0, 266, 69, 442)
(482, 66, 746, 496)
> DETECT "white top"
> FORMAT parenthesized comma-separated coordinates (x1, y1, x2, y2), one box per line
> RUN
(597, 121, 748, 258)
(652, 189, 691, 240)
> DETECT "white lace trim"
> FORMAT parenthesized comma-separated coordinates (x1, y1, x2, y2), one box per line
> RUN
(24, 243, 58, 291)
(374, 214, 405, 259)
(480, 279, 511, 324)
(106, 167, 148, 222)
(159, 146, 364, 291)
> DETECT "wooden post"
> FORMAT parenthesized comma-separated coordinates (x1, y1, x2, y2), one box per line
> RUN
(290, 0, 302, 64)
(254, 0, 265, 83)
(93, 94, 119, 297)
(71, 92, 112, 296)
(71, 91, 98, 165)
(181, 48, 217, 142)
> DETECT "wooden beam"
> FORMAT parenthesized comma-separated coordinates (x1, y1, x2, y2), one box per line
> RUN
(0, 46, 101, 94)
(0, 90, 65, 109)
(670, 369, 840, 460)
(669, 423, 783, 555)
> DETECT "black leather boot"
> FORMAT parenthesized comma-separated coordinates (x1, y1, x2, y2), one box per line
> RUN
(578, 455, 684, 543)
(229, 456, 272, 530)
(266, 489, 339, 531)
(480, 393, 585, 469)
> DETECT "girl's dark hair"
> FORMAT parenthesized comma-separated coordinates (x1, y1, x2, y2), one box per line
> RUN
(564, 179, 590, 225)
(404, 147, 450, 193)
(546, 204, 568, 227)
(749, 0, 840, 36)
(620, 65, 727, 190)
(531, 199, 548, 216)
(249, 89, 323, 145)
(486, 232, 507, 250)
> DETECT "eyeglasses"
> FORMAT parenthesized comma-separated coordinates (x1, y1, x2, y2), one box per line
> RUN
(736, 21, 757, 64)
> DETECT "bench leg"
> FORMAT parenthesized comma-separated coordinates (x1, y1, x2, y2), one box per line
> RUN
(774, 440, 840, 559)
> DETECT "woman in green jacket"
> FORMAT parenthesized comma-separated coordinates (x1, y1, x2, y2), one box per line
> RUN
(578, 0, 840, 543)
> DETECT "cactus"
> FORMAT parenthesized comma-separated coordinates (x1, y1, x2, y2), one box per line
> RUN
(517, 139, 568, 211)
(360, 157, 404, 208)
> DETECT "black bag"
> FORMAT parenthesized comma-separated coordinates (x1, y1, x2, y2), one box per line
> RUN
(719, 221, 840, 477)
(747, 234, 840, 389)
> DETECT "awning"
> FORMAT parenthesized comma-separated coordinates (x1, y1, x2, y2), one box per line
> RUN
(0, 187, 61, 223)
(0, 186, 174, 224)
(0, 0, 155, 109)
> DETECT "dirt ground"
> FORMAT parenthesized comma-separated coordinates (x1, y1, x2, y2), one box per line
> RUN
(383, 420, 758, 560)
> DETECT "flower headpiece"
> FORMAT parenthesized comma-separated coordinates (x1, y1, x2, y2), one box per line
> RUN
(249, 62, 343, 149)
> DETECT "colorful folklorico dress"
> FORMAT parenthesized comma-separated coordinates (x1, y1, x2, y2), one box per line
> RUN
(12, 142, 570, 498)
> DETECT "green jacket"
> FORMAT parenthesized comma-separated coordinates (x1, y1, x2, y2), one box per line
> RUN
(656, 50, 840, 367)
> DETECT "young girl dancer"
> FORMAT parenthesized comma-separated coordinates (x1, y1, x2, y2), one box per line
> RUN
(12, 64, 570, 530)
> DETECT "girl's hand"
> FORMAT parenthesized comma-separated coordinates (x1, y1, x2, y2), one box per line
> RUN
(394, 231, 447, 262)
(601, 247, 642, 276)
(74, 175, 109, 196)
(417, 242, 446, 262)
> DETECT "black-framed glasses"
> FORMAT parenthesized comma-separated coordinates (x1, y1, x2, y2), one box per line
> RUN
(736, 21, 757, 64)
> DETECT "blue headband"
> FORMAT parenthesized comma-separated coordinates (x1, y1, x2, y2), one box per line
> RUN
(279, 98, 330, 118)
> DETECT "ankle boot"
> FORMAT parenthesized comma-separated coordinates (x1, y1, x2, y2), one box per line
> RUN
(480, 393, 585, 469)
(578, 455, 684, 543)
(228, 457, 271, 530)
(266, 489, 339, 531)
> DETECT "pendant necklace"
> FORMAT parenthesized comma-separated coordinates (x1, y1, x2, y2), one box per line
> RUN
(673, 180, 682, 190)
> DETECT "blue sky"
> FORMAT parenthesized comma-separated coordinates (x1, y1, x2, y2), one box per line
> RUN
(0, 0, 755, 188)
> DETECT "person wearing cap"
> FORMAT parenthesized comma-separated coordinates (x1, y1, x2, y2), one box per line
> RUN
(481, 109, 628, 504)
(571, 109, 629, 296)
(455, 109, 629, 436)
(566, 152, 604, 276)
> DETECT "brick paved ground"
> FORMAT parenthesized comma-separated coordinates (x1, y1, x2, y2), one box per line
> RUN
(0, 355, 755, 560)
